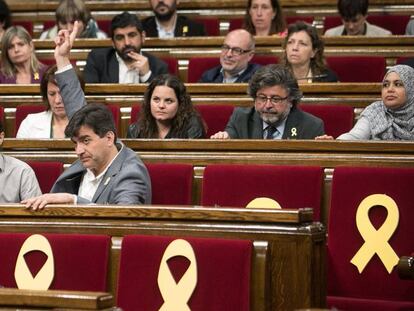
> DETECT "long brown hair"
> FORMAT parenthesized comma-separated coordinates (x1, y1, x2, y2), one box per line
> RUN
(136, 74, 205, 138)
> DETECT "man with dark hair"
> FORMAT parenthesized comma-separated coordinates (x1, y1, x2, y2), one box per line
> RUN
(325, 0, 391, 36)
(22, 21, 151, 210)
(84, 11, 168, 83)
(143, 0, 206, 38)
(210, 64, 324, 139)
(200, 29, 260, 83)
(0, 120, 41, 203)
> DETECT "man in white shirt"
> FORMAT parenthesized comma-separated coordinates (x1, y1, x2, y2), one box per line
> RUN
(325, 0, 391, 36)
(22, 21, 151, 210)
(84, 12, 168, 83)
(0, 121, 41, 203)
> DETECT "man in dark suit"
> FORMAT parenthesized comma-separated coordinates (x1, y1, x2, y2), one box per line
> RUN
(199, 29, 261, 83)
(84, 12, 168, 83)
(143, 0, 206, 37)
(210, 64, 324, 139)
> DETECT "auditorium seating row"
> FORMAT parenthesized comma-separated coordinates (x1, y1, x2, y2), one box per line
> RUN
(4, 138, 413, 226)
(9, 0, 414, 37)
(0, 165, 413, 310)
(14, 15, 412, 38)
(2, 102, 354, 139)
(0, 205, 323, 311)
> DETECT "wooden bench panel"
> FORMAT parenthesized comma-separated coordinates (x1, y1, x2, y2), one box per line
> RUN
(0, 205, 324, 311)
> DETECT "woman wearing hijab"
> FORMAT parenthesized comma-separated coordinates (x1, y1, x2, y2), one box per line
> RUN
(316, 65, 414, 140)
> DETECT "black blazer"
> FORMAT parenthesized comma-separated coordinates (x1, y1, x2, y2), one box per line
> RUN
(142, 15, 206, 37)
(84, 47, 168, 83)
(199, 63, 261, 83)
(314, 68, 339, 82)
(225, 106, 325, 139)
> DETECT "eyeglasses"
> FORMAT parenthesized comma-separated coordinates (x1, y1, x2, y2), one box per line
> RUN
(221, 44, 252, 56)
(255, 94, 289, 105)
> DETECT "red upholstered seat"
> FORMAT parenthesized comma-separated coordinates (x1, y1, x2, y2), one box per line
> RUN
(252, 55, 278, 66)
(366, 15, 409, 35)
(326, 56, 386, 82)
(15, 105, 47, 137)
(12, 21, 33, 36)
(106, 104, 121, 134)
(195, 104, 234, 137)
(145, 163, 193, 205)
(0, 233, 110, 291)
(194, 17, 220, 36)
(0, 106, 4, 127)
(229, 18, 244, 32)
(117, 235, 252, 311)
(300, 104, 354, 138)
(323, 16, 343, 33)
(160, 56, 179, 76)
(327, 167, 414, 311)
(27, 161, 64, 193)
(201, 164, 323, 220)
(129, 104, 141, 124)
(96, 19, 111, 35)
(188, 57, 220, 83)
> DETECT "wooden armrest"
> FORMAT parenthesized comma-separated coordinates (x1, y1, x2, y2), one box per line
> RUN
(0, 288, 114, 310)
(397, 256, 414, 280)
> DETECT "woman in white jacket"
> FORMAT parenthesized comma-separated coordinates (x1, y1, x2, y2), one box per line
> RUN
(17, 64, 84, 138)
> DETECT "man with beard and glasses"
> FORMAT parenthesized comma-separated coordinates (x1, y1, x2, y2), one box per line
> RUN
(84, 12, 168, 83)
(143, 0, 206, 38)
(210, 64, 324, 139)
(199, 29, 261, 83)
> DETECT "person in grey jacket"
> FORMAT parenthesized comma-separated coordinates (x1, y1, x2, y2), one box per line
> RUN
(210, 64, 324, 139)
(316, 65, 414, 141)
(22, 21, 151, 210)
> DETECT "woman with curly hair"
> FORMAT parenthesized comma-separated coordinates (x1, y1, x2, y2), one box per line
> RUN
(281, 21, 338, 83)
(127, 74, 206, 138)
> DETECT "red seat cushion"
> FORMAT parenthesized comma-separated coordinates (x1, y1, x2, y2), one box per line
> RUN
(195, 105, 234, 137)
(188, 58, 220, 83)
(201, 164, 323, 220)
(326, 56, 386, 82)
(146, 163, 193, 205)
(300, 104, 354, 138)
(117, 235, 251, 311)
(194, 17, 220, 36)
(160, 57, 179, 76)
(0, 233, 110, 291)
(26, 161, 64, 193)
(328, 167, 414, 310)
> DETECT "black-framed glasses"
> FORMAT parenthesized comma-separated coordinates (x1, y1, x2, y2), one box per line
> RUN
(221, 44, 252, 56)
(255, 94, 289, 105)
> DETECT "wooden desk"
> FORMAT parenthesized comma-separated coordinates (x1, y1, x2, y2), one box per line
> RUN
(2, 139, 414, 225)
(0, 205, 325, 311)
(0, 288, 114, 310)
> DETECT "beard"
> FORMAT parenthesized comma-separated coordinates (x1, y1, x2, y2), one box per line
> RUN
(256, 105, 292, 125)
(154, 2, 177, 22)
(117, 45, 140, 62)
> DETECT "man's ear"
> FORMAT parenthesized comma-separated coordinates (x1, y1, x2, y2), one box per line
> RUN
(106, 131, 115, 145)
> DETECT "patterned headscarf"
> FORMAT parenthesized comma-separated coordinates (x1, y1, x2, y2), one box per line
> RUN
(361, 65, 414, 140)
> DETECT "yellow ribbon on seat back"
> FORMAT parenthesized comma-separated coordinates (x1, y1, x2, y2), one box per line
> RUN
(158, 239, 197, 311)
(350, 194, 400, 274)
(14, 234, 54, 290)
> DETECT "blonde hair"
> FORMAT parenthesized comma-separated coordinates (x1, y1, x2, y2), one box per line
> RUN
(0, 26, 41, 78)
